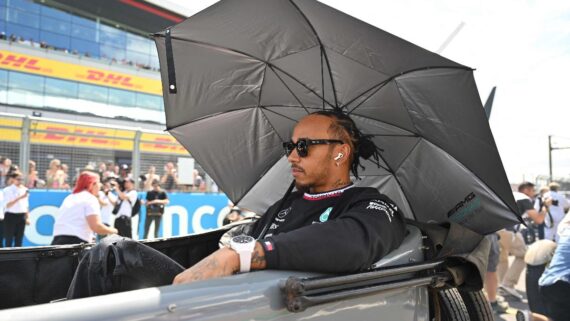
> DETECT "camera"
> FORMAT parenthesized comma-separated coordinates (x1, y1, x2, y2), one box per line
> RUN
(115, 178, 126, 192)
(551, 199, 559, 206)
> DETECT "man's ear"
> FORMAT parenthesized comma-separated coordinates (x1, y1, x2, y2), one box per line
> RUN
(334, 144, 351, 165)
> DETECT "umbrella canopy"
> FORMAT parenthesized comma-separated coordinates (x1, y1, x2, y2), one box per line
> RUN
(154, 0, 520, 234)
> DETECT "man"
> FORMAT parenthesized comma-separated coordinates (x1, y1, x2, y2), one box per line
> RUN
(98, 178, 118, 239)
(114, 178, 137, 238)
(498, 182, 550, 299)
(535, 182, 568, 242)
(0, 157, 12, 189)
(161, 162, 178, 192)
(2, 172, 30, 247)
(173, 111, 406, 284)
(143, 180, 169, 239)
(537, 212, 570, 321)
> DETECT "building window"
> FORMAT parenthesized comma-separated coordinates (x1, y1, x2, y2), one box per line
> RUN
(108, 88, 135, 107)
(39, 30, 70, 49)
(40, 15, 71, 36)
(70, 37, 99, 57)
(136, 93, 163, 111)
(6, 23, 39, 41)
(9, 0, 41, 14)
(78, 83, 108, 104)
(7, 8, 39, 29)
(40, 5, 71, 21)
(45, 77, 78, 98)
(70, 24, 97, 42)
(8, 71, 44, 93)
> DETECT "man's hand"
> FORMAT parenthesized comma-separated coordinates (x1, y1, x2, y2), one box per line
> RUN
(172, 242, 267, 285)
(173, 247, 239, 284)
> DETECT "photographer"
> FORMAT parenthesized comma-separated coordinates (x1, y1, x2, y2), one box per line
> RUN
(143, 180, 168, 239)
(114, 178, 137, 238)
(98, 178, 118, 239)
(161, 162, 178, 192)
(3, 171, 29, 247)
(535, 182, 569, 242)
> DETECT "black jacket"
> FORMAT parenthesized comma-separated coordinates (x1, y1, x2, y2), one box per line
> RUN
(250, 186, 406, 273)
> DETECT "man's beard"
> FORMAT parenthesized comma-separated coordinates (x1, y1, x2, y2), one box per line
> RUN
(294, 180, 310, 193)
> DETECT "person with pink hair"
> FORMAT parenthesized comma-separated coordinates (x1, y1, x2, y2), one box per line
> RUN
(51, 172, 117, 245)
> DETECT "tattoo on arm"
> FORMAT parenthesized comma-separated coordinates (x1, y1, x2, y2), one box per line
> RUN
(251, 242, 267, 270)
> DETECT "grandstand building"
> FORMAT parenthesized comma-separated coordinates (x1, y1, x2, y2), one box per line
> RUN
(0, 0, 199, 185)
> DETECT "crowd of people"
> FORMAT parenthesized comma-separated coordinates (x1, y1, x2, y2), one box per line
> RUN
(0, 156, 210, 192)
(0, 154, 215, 247)
(484, 181, 569, 321)
(1, 32, 159, 72)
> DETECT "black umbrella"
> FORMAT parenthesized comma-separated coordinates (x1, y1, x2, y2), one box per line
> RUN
(153, 0, 520, 234)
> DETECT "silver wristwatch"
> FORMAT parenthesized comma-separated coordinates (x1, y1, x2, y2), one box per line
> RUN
(229, 235, 256, 273)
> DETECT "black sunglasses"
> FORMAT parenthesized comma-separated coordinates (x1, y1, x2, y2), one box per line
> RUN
(283, 138, 343, 157)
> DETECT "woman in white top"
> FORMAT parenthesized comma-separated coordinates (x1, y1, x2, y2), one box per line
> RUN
(51, 172, 118, 245)
(3, 172, 29, 247)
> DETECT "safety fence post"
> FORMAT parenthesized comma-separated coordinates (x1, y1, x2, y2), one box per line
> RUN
(132, 130, 142, 185)
(19, 116, 31, 179)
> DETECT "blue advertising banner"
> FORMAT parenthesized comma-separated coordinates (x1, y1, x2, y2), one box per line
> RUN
(22, 190, 231, 247)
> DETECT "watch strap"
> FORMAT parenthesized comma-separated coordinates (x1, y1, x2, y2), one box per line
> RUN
(238, 250, 252, 273)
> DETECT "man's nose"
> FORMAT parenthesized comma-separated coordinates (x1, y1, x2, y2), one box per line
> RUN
(287, 149, 300, 163)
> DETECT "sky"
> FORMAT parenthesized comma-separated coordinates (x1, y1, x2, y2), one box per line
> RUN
(163, 0, 570, 184)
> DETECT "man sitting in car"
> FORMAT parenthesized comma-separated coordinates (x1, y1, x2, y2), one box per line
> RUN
(174, 111, 406, 284)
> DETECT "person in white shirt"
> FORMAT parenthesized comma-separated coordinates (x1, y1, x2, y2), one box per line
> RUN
(535, 182, 569, 242)
(97, 179, 118, 239)
(51, 172, 117, 245)
(3, 172, 29, 247)
(114, 178, 137, 238)
(0, 181, 5, 247)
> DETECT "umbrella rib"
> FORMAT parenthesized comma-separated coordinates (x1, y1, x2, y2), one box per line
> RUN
(346, 66, 473, 115)
(350, 112, 416, 136)
(258, 107, 287, 144)
(260, 106, 302, 125)
(257, 64, 268, 108)
(268, 65, 311, 115)
(162, 35, 337, 109)
(269, 64, 336, 109)
(369, 134, 419, 137)
(373, 142, 420, 222)
(287, 0, 339, 109)
(394, 82, 522, 221)
(320, 47, 325, 110)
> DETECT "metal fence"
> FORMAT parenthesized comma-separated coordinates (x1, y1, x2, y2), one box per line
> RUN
(0, 112, 212, 191)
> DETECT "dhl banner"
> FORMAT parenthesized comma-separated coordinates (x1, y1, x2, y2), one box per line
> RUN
(0, 50, 162, 95)
(140, 132, 188, 154)
(0, 116, 188, 155)
(0, 116, 22, 142)
(29, 120, 135, 150)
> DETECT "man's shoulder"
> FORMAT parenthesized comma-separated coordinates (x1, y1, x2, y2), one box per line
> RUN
(513, 191, 531, 201)
(345, 187, 385, 201)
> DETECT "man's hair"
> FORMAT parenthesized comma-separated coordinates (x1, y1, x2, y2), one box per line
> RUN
(548, 182, 560, 192)
(518, 181, 535, 192)
(311, 110, 379, 178)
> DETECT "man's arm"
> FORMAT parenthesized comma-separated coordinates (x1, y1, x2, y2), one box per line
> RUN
(527, 198, 551, 225)
(173, 242, 266, 284)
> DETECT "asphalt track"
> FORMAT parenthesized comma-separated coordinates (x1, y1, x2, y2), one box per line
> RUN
(494, 262, 530, 321)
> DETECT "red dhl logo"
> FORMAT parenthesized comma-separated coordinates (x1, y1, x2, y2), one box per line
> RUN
(0, 53, 41, 70)
(86, 70, 134, 87)
(142, 137, 186, 152)
(34, 126, 122, 146)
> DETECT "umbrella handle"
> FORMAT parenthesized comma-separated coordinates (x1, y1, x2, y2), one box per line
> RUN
(256, 180, 296, 240)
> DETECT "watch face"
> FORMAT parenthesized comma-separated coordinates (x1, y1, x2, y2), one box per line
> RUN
(232, 235, 254, 244)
